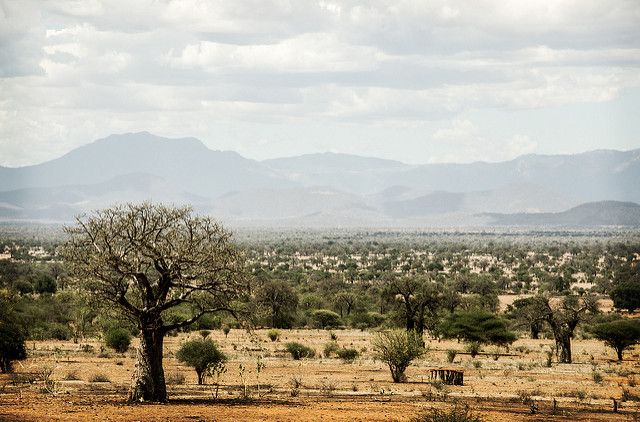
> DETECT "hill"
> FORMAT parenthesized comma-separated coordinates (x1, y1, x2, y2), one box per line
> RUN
(1, 132, 639, 227)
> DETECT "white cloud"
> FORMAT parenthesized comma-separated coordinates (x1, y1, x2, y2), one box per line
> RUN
(166, 32, 382, 74)
(431, 119, 537, 163)
(0, 0, 639, 166)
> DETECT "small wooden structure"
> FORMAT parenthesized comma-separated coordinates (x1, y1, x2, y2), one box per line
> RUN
(428, 368, 464, 385)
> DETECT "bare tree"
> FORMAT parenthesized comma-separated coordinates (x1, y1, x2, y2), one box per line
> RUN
(530, 294, 599, 363)
(62, 203, 248, 402)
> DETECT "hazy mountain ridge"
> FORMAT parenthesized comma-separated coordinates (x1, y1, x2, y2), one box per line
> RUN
(1, 132, 639, 227)
(484, 201, 640, 227)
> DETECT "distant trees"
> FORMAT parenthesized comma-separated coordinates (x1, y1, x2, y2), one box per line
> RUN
(610, 281, 640, 313)
(255, 279, 298, 328)
(385, 275, 441, 336)
(62, 203, 248, 402)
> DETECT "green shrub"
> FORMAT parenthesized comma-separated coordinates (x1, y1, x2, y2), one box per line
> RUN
(104, 327, 132, 353)
(465, 342, 481, 358)
(371, 329, 426, 383)
(267, 328, 280, 342)
(284, 342, 315, 360)
(446, 349, 458, 363)
(336, 348, 359, 363)
(194, 313, 222, 330)
(176, 338, 226, 385)
(47, 323, 73, 341)
(200, 330, 211, 339)
(324, 341, 340, 357)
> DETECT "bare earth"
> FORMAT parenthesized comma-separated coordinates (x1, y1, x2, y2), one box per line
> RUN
(2, 328, 639, 421)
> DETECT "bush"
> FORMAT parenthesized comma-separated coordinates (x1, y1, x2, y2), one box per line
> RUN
(336, 348, 359, 363)
(34, 274, 57, 294)
(89, 373, 110, 383)
(194, 313, 222, 330)
(371, 329, 425, 383)
(408, 405, 483, 422)
(166, 371, 186, 385)
(176, 338, 226, 384)
(465, 342, 481, 358)
(323, 341, 340, 358)
(0, 323, 27, 373)
(284, 342, 316, 360)
(48, 323, 73, 341)
(104, 327, 132, 353)
(446, 349, 458, 363)
(266, 328, 280, 342)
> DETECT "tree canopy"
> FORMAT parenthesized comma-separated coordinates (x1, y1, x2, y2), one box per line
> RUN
(592, 318, 640, 361)
(438, 311, 516, 348)
(176, 338, 226, 384)
(610, 281, 640, 313)
(62, 202, 248, 402)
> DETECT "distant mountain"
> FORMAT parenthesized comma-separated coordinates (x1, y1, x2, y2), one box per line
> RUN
(0, 173, 207, 222)
(0, 132, 293, 199)
(264, 152, 409, 195)
(0, 132, 639, 227)
(383, 183, 581, 219)
(484, 201, 640, 227)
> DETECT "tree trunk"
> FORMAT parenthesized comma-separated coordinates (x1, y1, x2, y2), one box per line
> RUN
(555, 331, 572, 363)
(129, 328, 166, 402)
(530, 322, 540, 340)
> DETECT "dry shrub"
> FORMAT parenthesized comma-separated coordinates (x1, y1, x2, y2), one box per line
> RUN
(89, 373, 110, 383)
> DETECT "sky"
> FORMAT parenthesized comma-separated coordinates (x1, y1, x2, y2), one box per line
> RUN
(1, 0, 640, 168)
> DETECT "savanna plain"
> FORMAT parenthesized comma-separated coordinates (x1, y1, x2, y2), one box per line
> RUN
(1, 227, 640, 421)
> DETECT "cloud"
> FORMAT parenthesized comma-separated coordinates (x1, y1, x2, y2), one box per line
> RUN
(0, 0, 639, 166)
(166, 32, 382, 74)
(431, 119, 537, 163)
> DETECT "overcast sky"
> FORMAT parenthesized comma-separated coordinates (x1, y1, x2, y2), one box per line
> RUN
(1, 0, 639, 167)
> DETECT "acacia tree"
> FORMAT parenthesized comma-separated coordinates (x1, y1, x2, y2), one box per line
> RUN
(438, 311, 516, 348)
(62, 203, 248, 402)
(592, 318, 640, 361)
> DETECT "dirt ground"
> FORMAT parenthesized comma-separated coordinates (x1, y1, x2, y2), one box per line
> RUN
(2, 328, 640, 421)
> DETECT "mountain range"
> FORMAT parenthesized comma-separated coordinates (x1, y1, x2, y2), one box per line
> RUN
(1, 132, 639, 227)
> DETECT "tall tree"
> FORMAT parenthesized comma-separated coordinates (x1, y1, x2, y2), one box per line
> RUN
(385, 275, 441, 335)
(255, 279, 298, 328)
(62, 203, 248, 402)
(530, 294, 599, 363)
